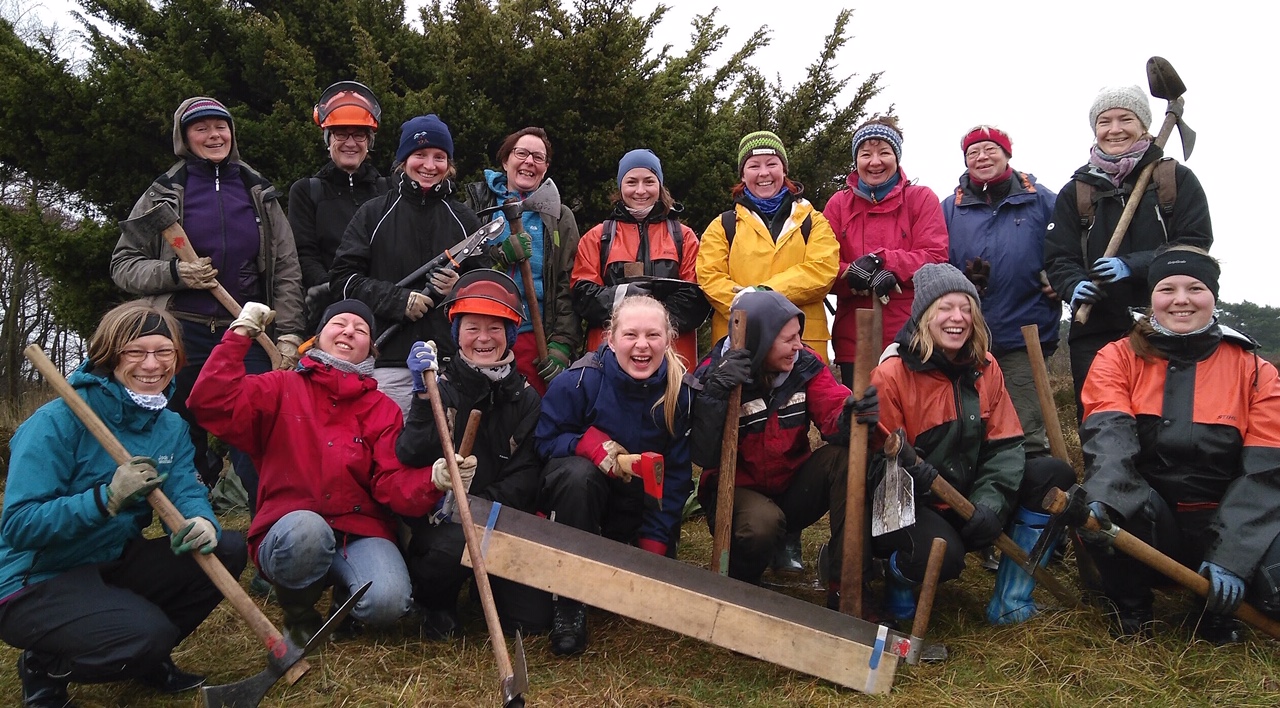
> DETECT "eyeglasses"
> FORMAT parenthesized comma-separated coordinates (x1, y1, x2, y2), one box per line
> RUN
(120, 348, 177, 363)
(330, 131, 369, 144)
(965, 145, 1004, 161)
(510, 147, 548, 165)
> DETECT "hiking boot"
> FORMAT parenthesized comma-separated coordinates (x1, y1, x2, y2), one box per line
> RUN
(421, 608, 461, 642)
(1196, 612, 1244, 646)
(18, 651, 72, 708)
(770, 533, 804, 575)
(549, 599, 588, 656)
(1106, 603, 1154, 639)
(138, 657, 205, 693)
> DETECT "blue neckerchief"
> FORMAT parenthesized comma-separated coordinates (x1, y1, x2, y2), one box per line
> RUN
(484, 169, 545, 335)
(857, 172, 901, 203)
(745, 186, 790, 217)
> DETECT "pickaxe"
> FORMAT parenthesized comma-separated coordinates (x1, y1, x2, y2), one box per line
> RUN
(23, 345, 363, 708)
(1042, 485, 1280, 640)
(120, 204, 283, 369)
(617, 452, 665, 512)
(1076, 56, 1195, 324)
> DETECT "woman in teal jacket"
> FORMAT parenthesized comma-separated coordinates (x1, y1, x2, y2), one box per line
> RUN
(0, 301, 247, 706)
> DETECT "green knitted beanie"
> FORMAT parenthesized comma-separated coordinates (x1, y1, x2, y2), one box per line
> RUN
(737, 130, 788, 173)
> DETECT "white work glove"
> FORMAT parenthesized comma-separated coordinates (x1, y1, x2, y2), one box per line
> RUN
(177, 257, 219, 289)
(275, 334, 303, 370)
(230, 301, 275, 338)
(428, 267, 461, 298)
(170, 517, 218, 555)
(106, 456, 167, 516)
(405, 291, 432, 321)
(431, 454, 477, 492)
(731, 285, 771, 307)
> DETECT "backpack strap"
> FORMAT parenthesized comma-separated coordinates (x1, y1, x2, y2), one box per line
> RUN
(599, 220, 617, 274)
(668, 217, 684, 263)
(721, 210, 736, 248)
(309, 177, 324, 206)
(801, 213, 811, 243)
(1075, 180, 1096, 231)
(1153, 158, 1178, 215)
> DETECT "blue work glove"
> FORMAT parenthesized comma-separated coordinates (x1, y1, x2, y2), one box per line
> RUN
(406, 340, 438, 394)
(961, 503, 1004, 547)
(1090, 257, 1131, 283)
(1199, 561, 1246, 615)
(1070, 280, 1105, 310)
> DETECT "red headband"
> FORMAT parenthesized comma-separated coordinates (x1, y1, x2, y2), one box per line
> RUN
(961, 126, 1012, 158)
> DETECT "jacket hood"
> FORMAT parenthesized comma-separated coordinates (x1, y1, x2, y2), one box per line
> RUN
(172, 96, 241, 163)
(732, 290, 804, 373)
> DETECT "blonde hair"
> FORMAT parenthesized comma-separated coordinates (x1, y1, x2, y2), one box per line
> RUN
(605, 295, 686, 435)
(909, 293, 990, 364)
(87, 300, 186, 373)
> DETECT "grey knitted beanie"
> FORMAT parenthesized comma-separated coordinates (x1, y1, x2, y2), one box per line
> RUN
(911, 263, 980, 322)
(1089, 85, 1152, 130)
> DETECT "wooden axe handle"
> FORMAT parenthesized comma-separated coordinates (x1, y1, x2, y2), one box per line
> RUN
(839, 309, 876, 617)
(1020, 325, 1070, 461)
(160, 223, 283, 368)
(711, 311, 748, 575)
(458, 409, 483, 457)
(23, 345, 309, 683)
(908, 537, 946, 663)
(518, 260, 549, 362)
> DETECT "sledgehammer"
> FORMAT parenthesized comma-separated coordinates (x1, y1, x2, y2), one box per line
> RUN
(618, 452, 665, 512)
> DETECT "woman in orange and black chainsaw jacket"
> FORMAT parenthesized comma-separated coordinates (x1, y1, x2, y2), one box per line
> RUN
(1079, 246, 1280, 644)
(571, 149, 710, 368)
(870, 263, 1073, 627)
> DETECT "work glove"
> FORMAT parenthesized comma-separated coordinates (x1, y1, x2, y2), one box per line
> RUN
(1077, 501, 1118, 551)
(1070, 281, 1105, 311)
(617, 280, 653, 299)
(1199, 561, 1246, 615)
(304, 282, 331, 313)
(407, 340, 438, 394)
(1090, 257, 1132, 283)
(405, 290, 432, 321)
(844, 253, 884, 292)
(535, 342, 572, 383)
(964, 257, 991, 296)
(575, 426, 629, 478)
(961, 503, 1003, 547)
(495, 231, 533, 267)
(106, 456, 167, 516)
(869, 268, 899, 300)
(701, 348, 753, 400)
(431, 454, 477, 492)
(731, 284, 771, 307)
(177, 257, 219, 289)
(170, 517, 218, 555)
(833, 386, 880, 446)
(428, 267, 461, 300)
(229, 302, 275, 338)
(276, 334, 303, 370)
(889, 435, 939, 493)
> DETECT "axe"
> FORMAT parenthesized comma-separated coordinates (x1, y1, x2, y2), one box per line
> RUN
(618, 452, 665, 512)
(22, 346, 365, 708)
(1043, 485, 1280, 640)
(711, 311, 748, 575)
(1076, 56, 1194, 324)
(120, 204, 283, 369)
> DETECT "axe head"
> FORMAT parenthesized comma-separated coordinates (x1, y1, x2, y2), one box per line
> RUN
(501, 629, 529, 707)
(637, 452, 664, 512)
(119, 203, 180, 241)
(1146, 56, 1186, 101)
(1027, 485, 1089, 567)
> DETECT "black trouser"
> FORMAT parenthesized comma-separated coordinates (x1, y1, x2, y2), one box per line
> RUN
(0, 533, 247, 682)
(1067, 329, 1126, 424)
(871, 456, 1075, 583)
(699, 444, 848, 584)
(540, 456, 651, 544)
(1086, 489, 1280, 617)
(405, 520, 551, 633)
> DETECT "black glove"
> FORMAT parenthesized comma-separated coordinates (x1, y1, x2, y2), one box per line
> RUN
(838, 385, 879, 432)
(305, 282, 331, 313)
(844, 253, 883, 291)
(964, 258, 991, 296)
(1077, 500, 1118, 551)
(869, 269, 899, 299)
(904, 459, 939, 493)
(961, 503, 1003, 547)
(702, 348, 753, 400)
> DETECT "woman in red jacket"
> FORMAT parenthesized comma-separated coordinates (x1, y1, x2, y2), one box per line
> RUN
(188, 299, 443, 646)
(824, 117, 949, 387)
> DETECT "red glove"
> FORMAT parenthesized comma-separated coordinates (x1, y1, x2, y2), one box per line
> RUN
(575, 426, 629, 478)
(637, 538, 668, 555)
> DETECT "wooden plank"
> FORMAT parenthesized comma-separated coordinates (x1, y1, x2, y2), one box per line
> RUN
(461, 499, 907, 694)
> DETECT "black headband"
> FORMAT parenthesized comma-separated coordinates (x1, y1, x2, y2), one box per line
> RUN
(1148, 250, 1220, 300)
(138, 312, 173, 340)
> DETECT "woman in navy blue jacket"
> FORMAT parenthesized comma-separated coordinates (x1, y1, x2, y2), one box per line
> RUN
(534, 295, 694, 657)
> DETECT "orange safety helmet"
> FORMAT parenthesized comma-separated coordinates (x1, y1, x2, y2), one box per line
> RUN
(442, 270, 524, 325)
(313, 81, 381, 130)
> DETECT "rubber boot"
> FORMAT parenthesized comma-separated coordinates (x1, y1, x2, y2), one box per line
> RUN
(549, 598, 588, 656)
(986, 507, 1051, 625)
(884, 552, 916, 621)
(771, 531, 804, 575)
(275, 579, 327, 648)
(17, 651, 71, 708)
(1196, 611, 1244, 646)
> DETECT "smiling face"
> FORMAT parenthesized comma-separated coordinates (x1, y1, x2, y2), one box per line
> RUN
(608, 302, 671, 379)
(405, 147, 450, 188)
(926, 293, 975, 360)
(457, 313, 509, 365)
(185, 118, 232, 162)
(965, 140, 1010, 183)
(741, 154, 786, 199)
(855, 139, 898, 187)
(1151, 275, 1215, 334)
(328, 127, 370, 173)
(113, 334, 177, 396)
(620, 167, 661, 212)
(503, 135, 549, 194)
(1094, 108, 1145, 156)
(318, 313, 372, 363)
(764, 317, 803, 373)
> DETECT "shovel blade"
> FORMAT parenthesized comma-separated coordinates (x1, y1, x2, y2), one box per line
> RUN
(1146, 56, 1186, 100)
(870, 463, 915, 537)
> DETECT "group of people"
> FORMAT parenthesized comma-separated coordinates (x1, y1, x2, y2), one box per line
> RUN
(3, 76, 1278, 707)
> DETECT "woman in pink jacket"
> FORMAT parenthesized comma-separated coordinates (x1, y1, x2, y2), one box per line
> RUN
(823, 118, 949, 388)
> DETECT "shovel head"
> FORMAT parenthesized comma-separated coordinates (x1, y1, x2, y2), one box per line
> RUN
(1146, 56, 1186, 101)
(871, 457, 915, 537)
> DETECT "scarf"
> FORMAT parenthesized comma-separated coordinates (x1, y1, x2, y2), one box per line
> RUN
(856, 172, 901, 203)
(745, 186, 790, 217)
(626, 204, 655, 220)
(1151, 314, 1217, 338)
(307, 348, 376, 377)
(126, 389, 169, 411)
(459, 350, 515, 382)
(1088, 139, 1151, 188)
